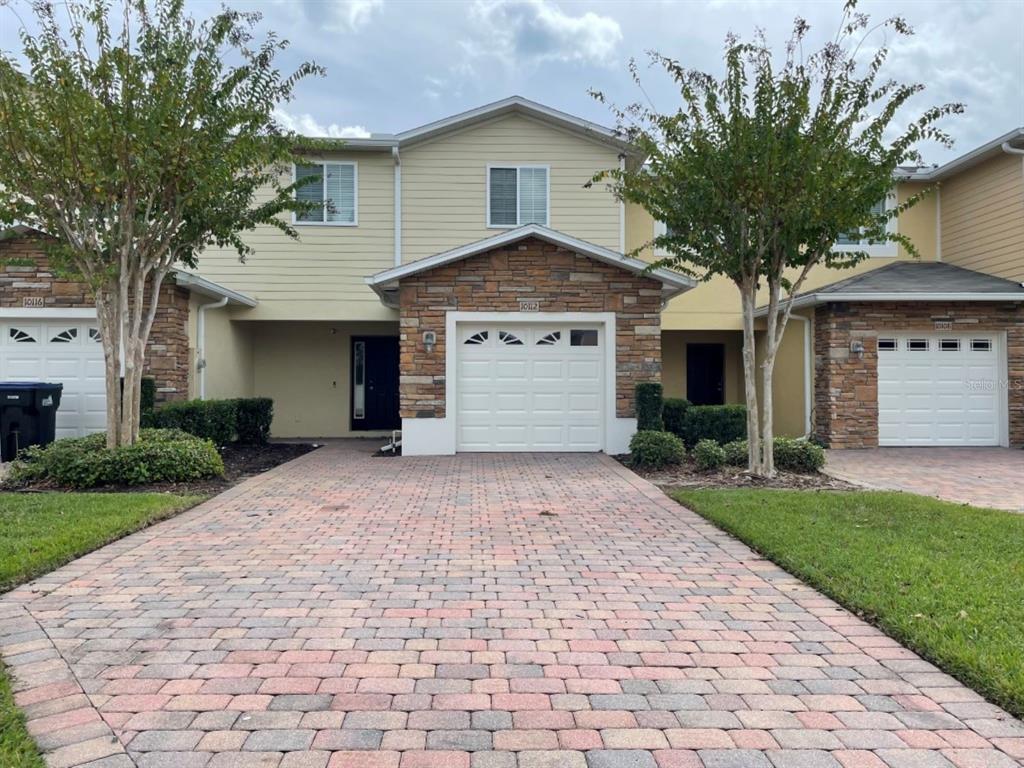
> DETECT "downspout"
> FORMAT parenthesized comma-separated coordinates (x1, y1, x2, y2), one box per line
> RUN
(1001, 141, 1024, 157)
(789, 313, 813, 437)
(196, 296, 228, 400)
(393, 146, 402, 266)
(618, 154, 626, 255)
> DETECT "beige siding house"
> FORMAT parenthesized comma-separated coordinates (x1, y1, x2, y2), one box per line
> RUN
(3, 99, 1022, 452)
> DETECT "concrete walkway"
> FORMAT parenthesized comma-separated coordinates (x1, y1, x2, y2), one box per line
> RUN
(826, 447, 1024, 512)
(2, 442, 1021, 768)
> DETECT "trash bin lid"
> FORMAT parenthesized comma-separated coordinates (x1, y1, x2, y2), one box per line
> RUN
(0, 381, 64, 390)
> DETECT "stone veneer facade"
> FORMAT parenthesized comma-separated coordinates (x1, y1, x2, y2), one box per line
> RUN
(398, 237, 663, 420)
(0, 234, 192, 401)
(814, 301, 1024, 448)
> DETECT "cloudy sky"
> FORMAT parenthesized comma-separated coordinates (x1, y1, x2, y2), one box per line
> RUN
(2, 0, 1022, 165)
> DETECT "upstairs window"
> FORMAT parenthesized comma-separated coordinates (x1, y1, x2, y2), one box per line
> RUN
(294, 162, 357, 225)
(837, 198, 887, 246)
(487, 165, 549, 227)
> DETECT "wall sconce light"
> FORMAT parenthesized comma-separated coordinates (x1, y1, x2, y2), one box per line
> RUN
(423, 331, 437, 353)
(850, 339, 865, 359)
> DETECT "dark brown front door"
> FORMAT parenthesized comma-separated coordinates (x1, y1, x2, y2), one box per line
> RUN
(351, 336, 400, 431)
(686, 343, 725, 405)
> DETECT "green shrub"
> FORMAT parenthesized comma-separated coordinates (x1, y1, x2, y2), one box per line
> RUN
(679, 404, 747, 447)
(629, 430, 685, 470)
(662, 398, 690, 438)
(693, 438, 726, 471)
(6, 429, 224, 489)
(145, 399, 238, 445)
(635, 382, 664, 431)
(773, 437, 826, 472)
(716, 437, 825, 472)
(235, 398, 273, 444)
(723, 439, 749, 466)
(140, 377, 157, 414)
(143, 397, 275, 445)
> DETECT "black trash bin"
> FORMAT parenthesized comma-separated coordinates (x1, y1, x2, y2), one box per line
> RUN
(0, 382, 64, 462)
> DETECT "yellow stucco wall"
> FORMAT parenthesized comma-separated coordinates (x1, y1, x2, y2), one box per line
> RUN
(251, 321, 397, 438)
(661, 330, 745, 404)
(940, 153, 1024, 281)
(755, 317, 811, 438)
(186, 299, 255, 400)
(662, 323, 808, 438)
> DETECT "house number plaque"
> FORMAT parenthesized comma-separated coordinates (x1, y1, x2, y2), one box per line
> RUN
(22, 297, 44, 308)
(518, 300, 540, 312)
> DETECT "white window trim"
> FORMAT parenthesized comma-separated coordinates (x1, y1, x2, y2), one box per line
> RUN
(653, 220, 670, 257)
(292, 160, 359, 227)
(832, 189, 898, 257)
(485, 163, 550, 229)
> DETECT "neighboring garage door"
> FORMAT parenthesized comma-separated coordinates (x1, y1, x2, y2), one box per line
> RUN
(456, 323, 604, 451)
(0, 319, 107, 438)
(878, 332, 1003, 446)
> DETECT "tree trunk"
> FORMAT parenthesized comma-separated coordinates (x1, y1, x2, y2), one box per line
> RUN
(761, 350, 777, 477)
(739, 281, 763, 475)
(95, 288, 123, 449)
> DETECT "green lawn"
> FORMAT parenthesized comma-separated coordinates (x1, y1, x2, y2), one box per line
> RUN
(673, 489, 1024, 719)
(0, 491, 202, 767)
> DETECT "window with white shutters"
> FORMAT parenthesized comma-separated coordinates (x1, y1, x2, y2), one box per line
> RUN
(294, 162, 357, 225)
(487, 165, 549, 227)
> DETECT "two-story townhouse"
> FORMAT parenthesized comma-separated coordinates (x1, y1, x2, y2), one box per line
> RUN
(2, 98, 1022, 454)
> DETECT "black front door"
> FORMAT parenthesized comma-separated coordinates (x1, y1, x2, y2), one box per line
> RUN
(351, 336, 400, 431)
(686, 343, 725, 405)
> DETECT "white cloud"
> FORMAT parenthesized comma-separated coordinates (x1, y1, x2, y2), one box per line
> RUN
(274, 108, 372, 138)
(465, 0, 623, 70)
(341, 0, 384, 31)
(297, 0, 384, 33)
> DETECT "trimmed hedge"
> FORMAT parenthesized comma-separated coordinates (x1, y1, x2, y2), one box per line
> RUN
(635, 382, 664, 431)
(6, 429, 224, 489)
(143, 397, 274, 445)
(235, 398, 273, 444)
(140, 377, 156, 414)
(721, 437, 826, 473)
(629, 430, 685, 470)
(145, 399, 237, 445)
(662, 398, 690, 438)
(693, 438, 726, 471)
(673, 404, 747, 448)
(773, 437, 826, 472)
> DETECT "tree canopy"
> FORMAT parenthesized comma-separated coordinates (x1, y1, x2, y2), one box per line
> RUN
(594, 2, 963, 475)
(0, 0, 324, 445)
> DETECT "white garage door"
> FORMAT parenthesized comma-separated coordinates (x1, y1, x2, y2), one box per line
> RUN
(0, 320, 107, 439)
(456, 323, 604, 451)
(878, 333, 1003, 446)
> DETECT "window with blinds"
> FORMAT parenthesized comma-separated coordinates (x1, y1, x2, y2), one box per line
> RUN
(294, 162, 357, 225)
(488, 165, 549, 227)
(837, 198, 886, 245)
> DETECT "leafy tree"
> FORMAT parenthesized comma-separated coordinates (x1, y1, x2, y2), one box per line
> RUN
(593, 2, 962, 476)
(0, 0, 323, 446)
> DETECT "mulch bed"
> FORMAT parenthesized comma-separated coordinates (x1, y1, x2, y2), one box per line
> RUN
(617, 455, 857, 492)
(9, 442, 319, 496)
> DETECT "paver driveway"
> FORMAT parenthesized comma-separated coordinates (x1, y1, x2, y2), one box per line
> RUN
(2, 442, 1022, 768)
(826, 448, 1024, 512)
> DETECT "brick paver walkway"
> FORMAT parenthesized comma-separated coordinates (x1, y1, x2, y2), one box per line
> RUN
(3, 442, 1022, 768)
(826, 448, 1024, 512)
